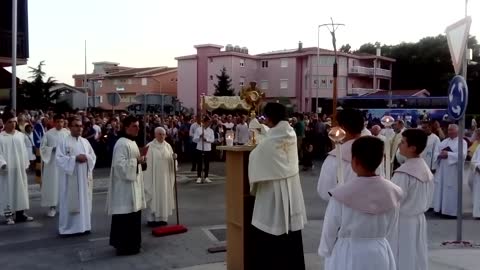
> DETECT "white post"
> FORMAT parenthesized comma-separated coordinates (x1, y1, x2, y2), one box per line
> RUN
(11, 0, 17, 111)
(84, 40, 88, 109)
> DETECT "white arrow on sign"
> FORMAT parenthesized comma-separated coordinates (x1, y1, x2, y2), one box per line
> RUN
(446, 16, 472, 75)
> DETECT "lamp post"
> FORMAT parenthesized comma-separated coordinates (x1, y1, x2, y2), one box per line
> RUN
(318, 18, 344, 124)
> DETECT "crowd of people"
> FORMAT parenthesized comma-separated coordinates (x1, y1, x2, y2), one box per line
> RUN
(2, 105, 480, 269)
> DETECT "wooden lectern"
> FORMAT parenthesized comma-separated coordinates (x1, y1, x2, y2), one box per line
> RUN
(217, 145, 255, 270)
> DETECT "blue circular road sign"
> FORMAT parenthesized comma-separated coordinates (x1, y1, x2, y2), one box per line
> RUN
(447, 75, 469, 121)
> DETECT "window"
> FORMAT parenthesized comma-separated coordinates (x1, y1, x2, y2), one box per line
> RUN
(319, 76, 328, 88)
(210, 75, 214, 80)
(209, 57, 213, 63)
(280, 58, 288, 68)
(240, 77, 246, 87)
(116, 86, 125, 91)
(113, 79, 119, 85)
(319, 56, 335, 66)
(260, 80, 268, 90)
(120, 94, 135, 103)
(280, 79, 288, 89)
(240, 59, 245, 67)
(261, 60, 269, 68)
(127, 79, 133, 85)
(97, 80, 103, 88)
(141, 78, 148, 86)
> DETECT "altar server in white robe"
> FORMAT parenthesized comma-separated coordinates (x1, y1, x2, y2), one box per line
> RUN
(469, 146, 480, 217)
(56, 117, 96, 236)
(0, 112, 33, 225)
(319, 136, 403, 270)
(248, 103, 307, 270)
(144, 127, 176, 227)
(388, 129, 433, 270)
(107, 115, 146, 256)
(317, 109, 365, 200)
(420, 121, 441, 172)
(41, 114, 70, 217)
(433, 124, 468, 217)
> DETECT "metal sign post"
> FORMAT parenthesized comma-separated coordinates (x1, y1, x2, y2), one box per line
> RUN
(447, 75, 469, 241)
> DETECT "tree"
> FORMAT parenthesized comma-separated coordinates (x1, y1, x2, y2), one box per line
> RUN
(18, 61, 67, 110)
(339, 44, 352, 53)
(355, 35, 480, 113)
(214, 67, 235, 96)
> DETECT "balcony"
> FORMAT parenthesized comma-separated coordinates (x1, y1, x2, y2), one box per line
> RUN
(350, 88, 379, 95)
(0, 31, 29, 66)
(349, 66, 391, 78)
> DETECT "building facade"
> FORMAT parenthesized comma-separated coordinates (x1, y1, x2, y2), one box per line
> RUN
(73, 62, 177, 110)
(176, 43, 395, 112)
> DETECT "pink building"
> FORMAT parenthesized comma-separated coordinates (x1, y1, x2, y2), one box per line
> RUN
(175, 43, 395, 112)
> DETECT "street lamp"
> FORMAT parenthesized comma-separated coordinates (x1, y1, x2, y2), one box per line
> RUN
(318, 18, 344, 124)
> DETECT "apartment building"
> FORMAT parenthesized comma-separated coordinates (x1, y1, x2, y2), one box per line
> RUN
(73, 62, 177, 110)
(176, 43, 395, 112)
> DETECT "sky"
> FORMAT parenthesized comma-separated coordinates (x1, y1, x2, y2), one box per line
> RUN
(8, 0, 480, 84)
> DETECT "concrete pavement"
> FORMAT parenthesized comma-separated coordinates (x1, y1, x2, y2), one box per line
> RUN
(2, 161, 480, 269)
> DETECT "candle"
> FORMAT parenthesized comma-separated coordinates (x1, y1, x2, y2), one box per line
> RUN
(381, 115, 395, 179)
(226, 130, 234, 146)
(328, 127, 347, 185)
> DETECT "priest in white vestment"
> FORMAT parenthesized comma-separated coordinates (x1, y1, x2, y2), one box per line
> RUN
(319, 136, 403, 270)
(40, 114, 70, 217)
(390, 120, 406, 171)
(420, 121, 441, 172)
(0, 113, 33, 225)
(433, 124, 468, 217)
(56, 117, 96, 236)
(248, 103, 307, 270)
(469, 146, 480, 217)
(317, 109, 365, 200)
(372, 125, 387, 178)
(387, 129, 434, 270)
(144, 127, 176, 227)
(107, 115, 146, 256)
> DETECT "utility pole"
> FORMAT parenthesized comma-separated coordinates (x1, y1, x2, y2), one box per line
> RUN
(11, 0, 17, 112)
(318, 18, 344, 124)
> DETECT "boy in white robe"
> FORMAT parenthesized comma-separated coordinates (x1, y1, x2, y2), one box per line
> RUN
(469, 147, 480, 217)
(0, 113, 33, 225)
(433, 124, 468, 217)
(144, 127, 176, 227)
(420, 121, 441, 173)
(107, 115, 147, 256)
(317, 109, 365, 200)
(56, 117, 96, 236)
(388, 129, 434, 270)
(319, 136, 403, 270)
(249, 103, 307, 270)
(40, 114, 70, 217)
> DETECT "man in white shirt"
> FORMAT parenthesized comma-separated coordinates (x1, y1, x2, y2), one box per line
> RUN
(189, 115, 201, 172)
(235, 115, 249, 145)
(193, 116, 215, 184)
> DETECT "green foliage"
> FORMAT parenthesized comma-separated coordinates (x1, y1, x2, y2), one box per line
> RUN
(18, 61, 68, 110)
(339, 44, 352, 53)
(356, 35, 480, 113)
(213, 67, 235, 96)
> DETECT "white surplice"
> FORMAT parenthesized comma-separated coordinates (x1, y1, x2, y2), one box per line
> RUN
(433, 137, 468, 216)
(375, 134, 387, 178)
(319, 197, 398, 270)
(40, 128, 70, 207)
(143, 139, 176, 222)
(421, 133, 441, 171)
(0, 131, 30, 212)
(469, 148, 480, 218)
(106, 137, 146, 215)
(23, 132, 36, 161)
(360, 128, 372, 136)
(388, 158, 434, 270)
(317, 140, 356, 201)
(249, 121, 307, 235)
(56, 135, 96, 235)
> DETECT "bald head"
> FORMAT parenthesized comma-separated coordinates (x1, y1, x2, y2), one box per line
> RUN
(371, 125, 382, 136)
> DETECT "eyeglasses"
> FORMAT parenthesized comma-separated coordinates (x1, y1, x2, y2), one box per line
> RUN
(71, 124, 83, 128)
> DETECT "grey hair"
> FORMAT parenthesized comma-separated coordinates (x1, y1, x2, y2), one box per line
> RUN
(448, 124, 459, 130)
(155, 127, 166, 135)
